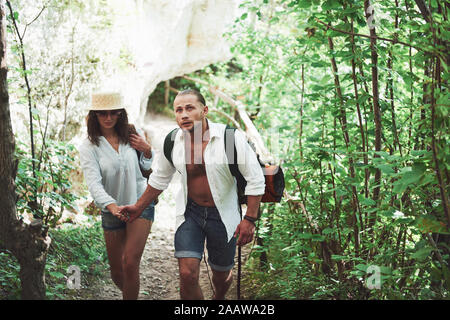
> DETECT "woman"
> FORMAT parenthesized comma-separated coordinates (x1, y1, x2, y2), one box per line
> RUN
(78, 92, 155, 300)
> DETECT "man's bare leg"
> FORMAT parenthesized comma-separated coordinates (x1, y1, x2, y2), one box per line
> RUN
(211, 269, 233, 300)
(178, 257, 204, 300)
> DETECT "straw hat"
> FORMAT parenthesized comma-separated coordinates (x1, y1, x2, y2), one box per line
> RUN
(90, 92, 125, 111)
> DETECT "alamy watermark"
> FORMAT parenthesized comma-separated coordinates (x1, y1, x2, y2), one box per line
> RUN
(366, 265, 381, 290)
(366, 2, 379, 30)
(170, 121, 284, 170)
(67, 265, 81, 290)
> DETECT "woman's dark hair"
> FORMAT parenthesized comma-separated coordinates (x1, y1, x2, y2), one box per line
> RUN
(86, 109, 129, 146)
(176, 88, 206, 105)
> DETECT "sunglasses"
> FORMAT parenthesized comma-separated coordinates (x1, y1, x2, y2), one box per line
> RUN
(95, 110, 122, 117)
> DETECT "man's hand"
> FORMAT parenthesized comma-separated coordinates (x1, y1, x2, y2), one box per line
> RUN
(234, 219, 256, 246)
(118, 204, 144, 223)
(118, 185, 162, 223)
(106, 203, 128, 222)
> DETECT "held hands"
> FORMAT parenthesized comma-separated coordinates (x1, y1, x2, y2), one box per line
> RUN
(116, 204, 143, 223)
(129, 134, 151, 158)
(234, 219, 256, 246)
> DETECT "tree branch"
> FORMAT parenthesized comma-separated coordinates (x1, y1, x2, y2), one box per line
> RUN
(414, 0, 431, 22)
(315, 18, 420, 51)
(21, 2, 48, 39)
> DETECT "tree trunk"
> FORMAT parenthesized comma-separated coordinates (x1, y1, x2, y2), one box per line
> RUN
(364, 0, 383, 231)
(0, 2, 50, 300)
(328, 34, 361, 255)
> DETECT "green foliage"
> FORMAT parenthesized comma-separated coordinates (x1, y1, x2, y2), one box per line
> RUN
(147, 77, 202, 116)
(7, 0, 117, 143)
(45, 222, 108, 299)
(0, 221, 108, 300)
(15, 138, 80, 228)
(0, 252, 21, 299)
(207, 0, 450, 299)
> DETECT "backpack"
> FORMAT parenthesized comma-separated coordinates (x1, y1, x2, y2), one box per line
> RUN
(163, 125, 285, 204)
(128, 124, 152, 178)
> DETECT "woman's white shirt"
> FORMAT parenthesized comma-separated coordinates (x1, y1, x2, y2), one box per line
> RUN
(78, 133, 154, 211)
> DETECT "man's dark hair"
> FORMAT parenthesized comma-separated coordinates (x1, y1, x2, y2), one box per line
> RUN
(176, 88, 206, 106)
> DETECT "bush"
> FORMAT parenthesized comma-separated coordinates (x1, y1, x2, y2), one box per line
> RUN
(0, 221, 108, 300)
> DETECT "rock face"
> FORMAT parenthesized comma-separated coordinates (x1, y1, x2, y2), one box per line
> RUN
(103, 0, 238, 124)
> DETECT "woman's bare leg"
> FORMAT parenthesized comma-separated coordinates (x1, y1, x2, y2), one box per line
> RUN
(103, 229, 126, 290)
(122, 218, 152, 300)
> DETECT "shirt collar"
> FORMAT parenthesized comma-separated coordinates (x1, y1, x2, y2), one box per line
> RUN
(206, 119, 221, 139)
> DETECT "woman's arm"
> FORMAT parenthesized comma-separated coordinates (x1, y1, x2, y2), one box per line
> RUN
(78, 142, 116, 210)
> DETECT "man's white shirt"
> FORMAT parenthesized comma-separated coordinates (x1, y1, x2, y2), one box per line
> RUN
(148, 120, 265, 241)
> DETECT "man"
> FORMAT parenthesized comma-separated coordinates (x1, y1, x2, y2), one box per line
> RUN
(119, 89, 265, 299)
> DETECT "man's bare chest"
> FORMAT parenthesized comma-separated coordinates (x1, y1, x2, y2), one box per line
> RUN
(185, 140, 208, 178)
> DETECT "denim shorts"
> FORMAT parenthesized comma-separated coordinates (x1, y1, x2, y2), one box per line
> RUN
(101, 202, 155, 231)
(174, 198, 237, 272)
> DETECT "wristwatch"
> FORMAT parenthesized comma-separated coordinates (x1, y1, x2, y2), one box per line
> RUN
(243, 215, 258, 224)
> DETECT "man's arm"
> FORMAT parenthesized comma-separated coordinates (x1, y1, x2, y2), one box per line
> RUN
(245, 195, 262, 220)
(119, 142, 177, 222)
(233, 130, 265, 246)
(234, 195, 262, 246)
(118, 185, 163, 222)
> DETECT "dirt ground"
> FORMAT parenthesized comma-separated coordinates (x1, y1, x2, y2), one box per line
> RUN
(73, 114, 251, 300)
(75, 200, 249, 300)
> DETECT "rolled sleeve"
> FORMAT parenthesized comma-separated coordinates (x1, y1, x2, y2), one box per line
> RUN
(234, 130, 265, 196)
(147, 150, 176, 191)
(139, 149, 154, 171)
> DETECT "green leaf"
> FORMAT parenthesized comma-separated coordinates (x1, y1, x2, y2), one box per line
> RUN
(411, 247, 433, 261)
(322, 0, 341, 10)
(49, 271, 65, 279)
(331, 255, 347, 261)
(298, 233, 313, 239)
(378, 164, 395, 174)
(311, 234, 325, 242)
(402, 171, 422, 185)
(361, 197, 376, 206)
(355, 264, 368, 272)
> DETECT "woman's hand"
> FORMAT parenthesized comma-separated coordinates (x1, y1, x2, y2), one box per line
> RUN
(117, 204, 143, 223)
(106, 203, 129, 222)
(129, 134, 152, 158)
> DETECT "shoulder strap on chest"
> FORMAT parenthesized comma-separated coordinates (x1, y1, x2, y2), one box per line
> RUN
(224, 125, 238, 177)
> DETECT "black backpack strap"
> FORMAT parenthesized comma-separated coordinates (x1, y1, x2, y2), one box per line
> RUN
(224, 125, 238, 177)
(163, 127, 180, 167)
(224, 125, 242, 300)
(224, 125, 248, 205)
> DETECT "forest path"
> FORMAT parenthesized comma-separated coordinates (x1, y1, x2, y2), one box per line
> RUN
(76, 113, 246, 300)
